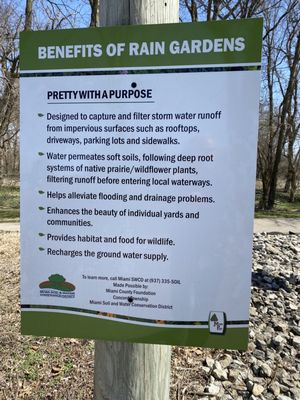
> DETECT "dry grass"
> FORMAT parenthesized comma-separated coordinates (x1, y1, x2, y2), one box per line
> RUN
(0, 232, 219, 399)
(0, 232, 94, 400)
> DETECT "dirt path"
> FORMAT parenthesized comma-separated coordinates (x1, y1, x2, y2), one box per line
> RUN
(0, 222, 20, 231)
(253, 218, 300, 233)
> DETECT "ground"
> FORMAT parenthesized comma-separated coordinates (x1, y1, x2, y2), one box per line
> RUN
(0, 230, 299, 399)
(0, 232, 93, 400)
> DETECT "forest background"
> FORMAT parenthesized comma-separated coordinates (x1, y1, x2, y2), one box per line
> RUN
(0, 0, 299, 220)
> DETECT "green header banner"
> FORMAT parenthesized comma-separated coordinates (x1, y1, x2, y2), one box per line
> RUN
(20, 18, 263, 71)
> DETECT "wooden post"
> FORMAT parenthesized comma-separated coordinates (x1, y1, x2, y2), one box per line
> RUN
(94, 341, 172, 399)
(94, 1, 178, 399)
(100, 0, 179, 26)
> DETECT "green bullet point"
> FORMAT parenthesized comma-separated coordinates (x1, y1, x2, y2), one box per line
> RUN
(38, 247, 45, 251)
(38, 206, 45, 211)
(38, 113, 44, 117)
(38, 233, 45, 237)
(38, 152, 44, 156)
(38, 190, 45, 195)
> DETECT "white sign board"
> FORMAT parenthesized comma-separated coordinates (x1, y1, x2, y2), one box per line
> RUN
(20, 19, 262, 349)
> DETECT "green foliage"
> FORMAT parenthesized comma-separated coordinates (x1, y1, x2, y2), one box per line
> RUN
(48, 274, 65, 283)
(20, 349, 44, 381)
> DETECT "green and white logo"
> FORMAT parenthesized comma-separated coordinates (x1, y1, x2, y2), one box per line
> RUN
(39, 274, 75, 298)
(209, 311, 226, 334)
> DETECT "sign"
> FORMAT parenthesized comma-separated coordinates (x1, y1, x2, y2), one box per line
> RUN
(20, 19, 263, 350)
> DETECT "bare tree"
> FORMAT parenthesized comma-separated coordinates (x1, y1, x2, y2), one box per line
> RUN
(33, 0, 86, 30)
(180, 0, 198, 21)
(181, 0, 265, 22)
(258, 0, 300, 208)
(89, 0, 99, 27)
(284, 83, 300, 202)
(25, 0, 33, 30)
(180, 0, 300, 208)
(0, 0, 103, 183)
(0, 1, 21, 183)
(279, 3, 300, 202)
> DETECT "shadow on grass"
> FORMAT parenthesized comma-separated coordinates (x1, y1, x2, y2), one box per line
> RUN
(255, 189, 300, 219)
(0, 186, 20, 222)
(0, 209, 20, 221)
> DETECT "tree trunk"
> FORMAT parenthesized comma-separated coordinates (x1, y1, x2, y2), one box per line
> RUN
(207, 0, 212, 21)
(183, 0, 198, 22)
(267, 31, 300, 209)
(24, 0, 33, 31)
(284, 170, 291, 193)
(90, 0, 100, 27)
(0, 148, 3, 185)
(289, 170, 297, 202)
(94, 1, 178, 399)
(259, 173, 268, 210)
